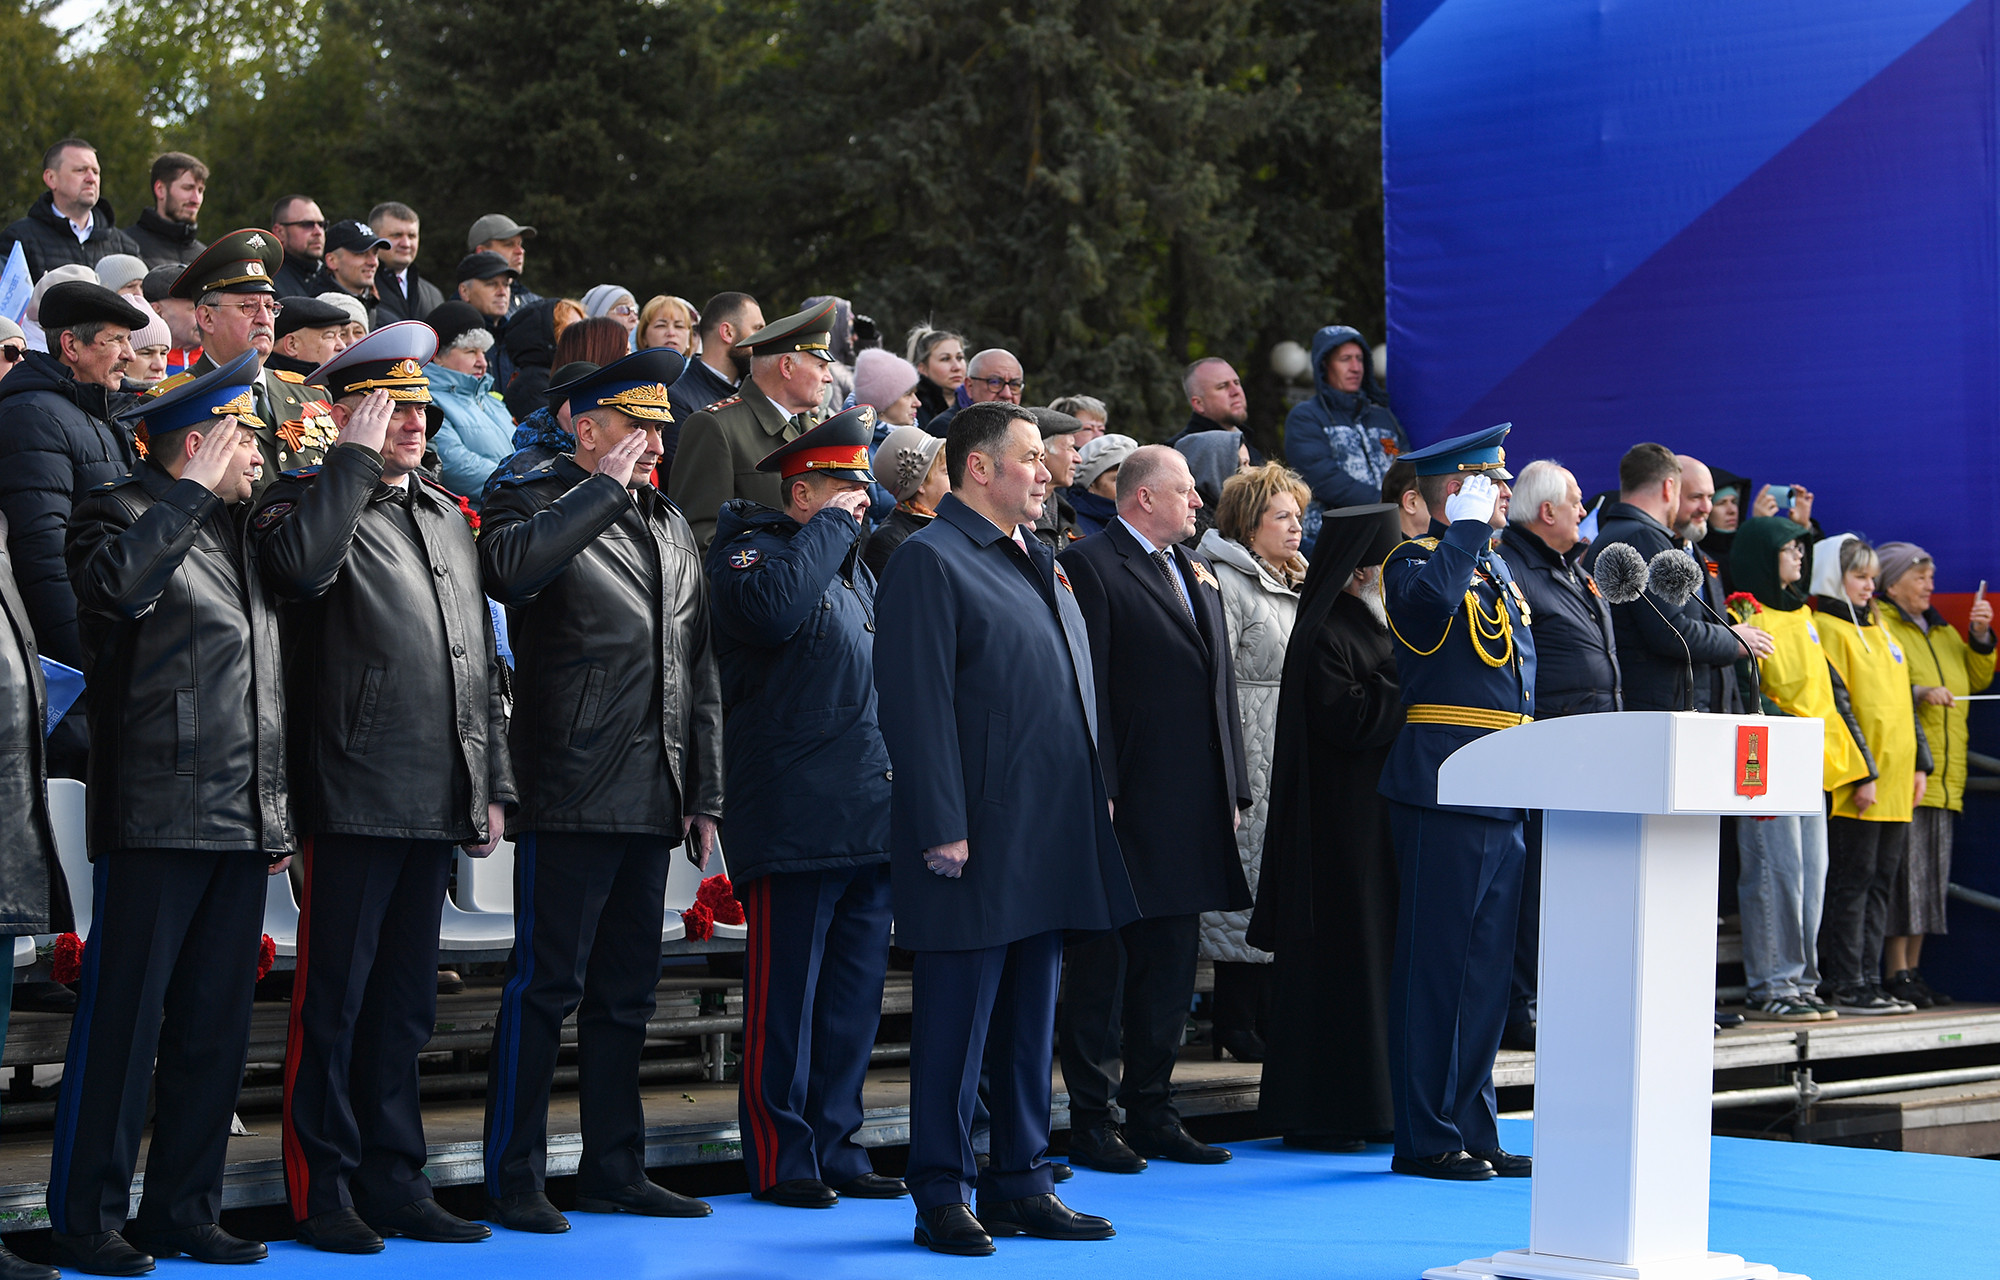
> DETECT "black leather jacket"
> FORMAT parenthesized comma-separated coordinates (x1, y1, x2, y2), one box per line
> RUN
(66, 464, 291, 858)
(252, 444, 514, 842)
(0, 541, 67, 931)
(479, 455, 723, 835)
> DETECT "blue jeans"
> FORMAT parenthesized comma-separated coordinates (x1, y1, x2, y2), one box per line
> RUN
(1737, 811, 1828, 1000)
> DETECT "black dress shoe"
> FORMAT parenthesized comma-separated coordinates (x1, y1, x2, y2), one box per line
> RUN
(575, 1179, 712, 1218)
(487, 1191, 570, 1233)
(914, 1204, 994, 1256)
(1067, 1123, 1147, 1173)
(1714, 1010, 1745, 1030)
(0, 1241, 59, 1280)
(123, 1222, 266, 1264)
(831, 1172, 907, 1199)
(363, 1198, 490, 1243)
(1124, 1121, 1231, 1164)
(47, 1232, 153, 1277)
(1468, 1147, 1532, 1177)
(1051, 1162, 1073, 1184)
(1282, 1131, 1367, 1153)
(977, 1193, 1115, 1240)
(295, 1208, 384, 1254)
(752, 1179, 839, 1209)
(1391, 1151, 1495, 1181)
(1211, 1027, 1266, 1063)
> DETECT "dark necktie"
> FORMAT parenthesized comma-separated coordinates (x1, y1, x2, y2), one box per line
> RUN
(1151, 548, 1194, 620)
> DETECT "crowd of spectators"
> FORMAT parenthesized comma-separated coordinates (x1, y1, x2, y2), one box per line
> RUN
(0, 136, 1991, 1266)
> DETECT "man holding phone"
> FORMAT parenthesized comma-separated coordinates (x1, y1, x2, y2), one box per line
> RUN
(475, 348, 722, 1232)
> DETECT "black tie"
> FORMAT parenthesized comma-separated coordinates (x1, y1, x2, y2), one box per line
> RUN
(1152, 548, 1193, 620)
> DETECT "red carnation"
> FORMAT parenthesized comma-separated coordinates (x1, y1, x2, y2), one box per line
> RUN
(456, 493, 481, 533)
(681, 900, 716, 941)
(50, 932, 83, 984)
(1726, 591, 1762, 615)
(257, 934, 277, 982)
(696, 874, 744, 926)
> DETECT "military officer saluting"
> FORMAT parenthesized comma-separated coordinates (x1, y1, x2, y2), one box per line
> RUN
(705, 407, 902, 1210)
(1377, 423, 1539, 1183)
(172, 228, 337, 489)
(668, 298, 838, 549)
(477, 348, 723, 1232)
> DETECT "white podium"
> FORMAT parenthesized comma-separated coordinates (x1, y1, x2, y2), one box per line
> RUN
(1423, 712, 1821, 1280)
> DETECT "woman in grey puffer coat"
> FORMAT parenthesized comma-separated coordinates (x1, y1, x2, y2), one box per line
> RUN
(1195, 463, 1308, 1062)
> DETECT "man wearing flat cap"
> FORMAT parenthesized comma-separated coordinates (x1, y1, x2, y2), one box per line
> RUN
(0, 280, 150, 778)
(264, 296, 351, 380)
(476, 349, 722, 1232)
(47, 351, 284, 1274)
(705, 406, 903, 1210)
(252, 322, 514, 1254)
(669, 298, 838, 549)
(1377, 422, 1538, 1184)
(176, 228, 337, 490)
(304, 219, 389, 326)
(467, 214, 540, 315)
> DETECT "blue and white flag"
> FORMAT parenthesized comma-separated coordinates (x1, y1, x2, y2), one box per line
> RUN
(0, 243, 29, 324)
(38, 656, 85, 737)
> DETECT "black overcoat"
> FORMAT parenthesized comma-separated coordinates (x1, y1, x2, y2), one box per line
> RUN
(1059, 520, 1251, 918)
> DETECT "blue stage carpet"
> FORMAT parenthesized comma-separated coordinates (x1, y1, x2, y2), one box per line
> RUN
(254, 1121, 1996, 1278)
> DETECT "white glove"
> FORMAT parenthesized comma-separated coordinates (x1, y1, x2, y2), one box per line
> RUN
(1445, 474, 1499, 525)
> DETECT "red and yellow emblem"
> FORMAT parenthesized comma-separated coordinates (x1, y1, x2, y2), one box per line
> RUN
(1735, 724, 1769, 797)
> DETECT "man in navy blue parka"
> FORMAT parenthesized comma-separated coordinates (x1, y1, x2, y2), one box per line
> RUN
(873, 401, 1138, 1257)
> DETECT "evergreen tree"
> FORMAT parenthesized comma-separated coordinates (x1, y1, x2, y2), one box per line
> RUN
(0, 0, 154, 225)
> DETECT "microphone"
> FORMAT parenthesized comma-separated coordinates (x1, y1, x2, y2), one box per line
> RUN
(1646, 548, 1703, 608)
(1631, 548, 1696, 711)
(1669, 552, 1768, 714)
(1592, 542, 1647, 604)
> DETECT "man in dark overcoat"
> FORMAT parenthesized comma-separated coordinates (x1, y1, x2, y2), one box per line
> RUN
(1056, 444, 1250, 1171)
(873, 401, 1138, 1257)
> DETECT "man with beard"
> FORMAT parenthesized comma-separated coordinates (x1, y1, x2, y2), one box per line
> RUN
(1248, 503, 1404, 1151)
(1377, 423, 1535, 1182)
(123, 153, 208, 269)
(174, 229, 339, 489)
(1675, 454, 1748, 714)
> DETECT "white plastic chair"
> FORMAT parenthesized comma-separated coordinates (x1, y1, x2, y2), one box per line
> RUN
(440, 839, 518, 954)
(262, 868, 301, 958)
(47, 779, 91, 938)
(455, 840, 515, 914)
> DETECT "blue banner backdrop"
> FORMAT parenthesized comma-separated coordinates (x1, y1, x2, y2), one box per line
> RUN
(1384, 0, 1996, 585)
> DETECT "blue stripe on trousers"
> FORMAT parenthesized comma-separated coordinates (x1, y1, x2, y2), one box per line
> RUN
(485, 833, 537, 1195)
(46, 855, 112, 1235)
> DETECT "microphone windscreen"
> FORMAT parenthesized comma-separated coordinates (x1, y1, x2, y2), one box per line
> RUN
(1648, 547, 1703, 608)
(1593, 541, 1648, 604)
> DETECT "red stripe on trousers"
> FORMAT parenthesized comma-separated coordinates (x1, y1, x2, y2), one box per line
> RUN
(741, 878, 780, 1189)
(280, 838, 314, 1217)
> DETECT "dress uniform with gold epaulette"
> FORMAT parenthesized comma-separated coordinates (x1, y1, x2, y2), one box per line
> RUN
(666, 298, 839, 550)
(170, 229, 338, 495)
(1376, 423, 1542, 1180)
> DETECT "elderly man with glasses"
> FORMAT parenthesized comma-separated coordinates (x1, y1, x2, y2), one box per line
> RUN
(175, 229, 339, 492)
(0, 282, 152, 779)
(925, 348, 1025, 437)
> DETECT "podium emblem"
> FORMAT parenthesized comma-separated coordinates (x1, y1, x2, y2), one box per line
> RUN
(1735, 724, 1769, 796)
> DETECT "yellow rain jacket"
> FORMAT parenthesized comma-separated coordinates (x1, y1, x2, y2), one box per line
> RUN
(1740, 606, 1869, 792)
(1881, 604, 1995, 812)
(1816, 603, 1921, 822)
